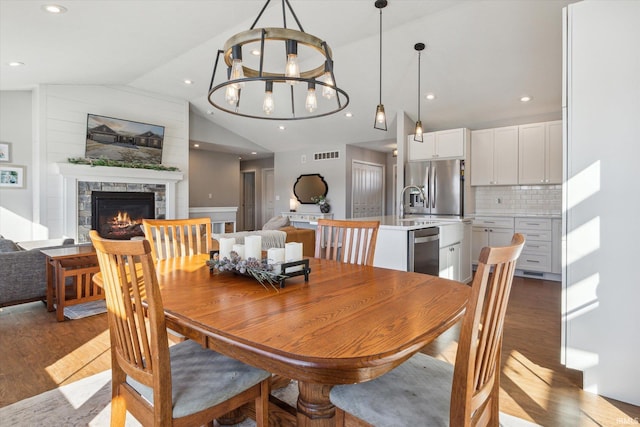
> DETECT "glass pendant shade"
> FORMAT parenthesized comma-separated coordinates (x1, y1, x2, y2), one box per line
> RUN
(414, 120, 423, 142)
(374, 104, 387, 131)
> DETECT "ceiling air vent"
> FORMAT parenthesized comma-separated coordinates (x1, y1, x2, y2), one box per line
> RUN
(313, 151, 340, 161)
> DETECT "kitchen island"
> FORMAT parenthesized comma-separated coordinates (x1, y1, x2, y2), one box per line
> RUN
(347, 215, 472, 283)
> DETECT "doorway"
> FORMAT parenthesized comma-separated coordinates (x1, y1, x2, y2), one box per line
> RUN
(261, 168, 275, 226)
(240, 170, 256, 231)
(351, 161, 385, 218)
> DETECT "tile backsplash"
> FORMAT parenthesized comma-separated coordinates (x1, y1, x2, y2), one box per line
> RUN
(473, 185, 561, 215)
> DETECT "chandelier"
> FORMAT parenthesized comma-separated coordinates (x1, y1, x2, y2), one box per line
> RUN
(207, 0, 349, 120)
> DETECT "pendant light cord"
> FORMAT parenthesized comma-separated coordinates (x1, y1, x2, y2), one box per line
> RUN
(379, 7, 383, 105)
(417, 50, 421, 119)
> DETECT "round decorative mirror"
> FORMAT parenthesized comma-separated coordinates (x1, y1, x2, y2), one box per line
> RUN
(293, 174, 328, 204)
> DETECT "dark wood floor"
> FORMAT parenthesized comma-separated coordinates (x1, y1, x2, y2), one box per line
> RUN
(1, 277, 638, 426)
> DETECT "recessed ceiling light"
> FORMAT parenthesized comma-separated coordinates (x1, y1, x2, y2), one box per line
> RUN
(251, 151, 257, 155)
(520, 96, 532, 102)
(8, 61, 24, 67)
(278, 125, 286, 130)
(425, 93, 436, 100)
(183, 79, 194, 85)
(42, 4, 67, 14)
(193, 143, 200, 148)
(206, 110, 214, 115)
(251, 49, 261, 56)
(345, 112, 353, 118)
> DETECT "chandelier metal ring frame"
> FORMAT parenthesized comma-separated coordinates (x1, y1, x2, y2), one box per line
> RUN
(207, 2, 350, 121)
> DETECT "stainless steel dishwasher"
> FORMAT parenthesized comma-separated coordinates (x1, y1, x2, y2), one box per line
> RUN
(408, 227, 440, 275)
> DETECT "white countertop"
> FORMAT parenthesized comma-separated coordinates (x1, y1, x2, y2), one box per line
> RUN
(352, 215, 468, 231)
(468, 213, 561, 219)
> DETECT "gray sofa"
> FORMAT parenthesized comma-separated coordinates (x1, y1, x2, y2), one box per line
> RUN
(0, 236, 75, 307)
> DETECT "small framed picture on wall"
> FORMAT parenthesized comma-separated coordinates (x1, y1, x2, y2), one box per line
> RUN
(0, 142, 11, 162)
(0, 165, 25, 188)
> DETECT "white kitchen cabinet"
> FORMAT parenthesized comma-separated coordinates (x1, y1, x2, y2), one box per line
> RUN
(470, 126, 519, 186)
(471, 217, 514, 264)
(439, 243, 461, 281)
(551, 218, 561, 274)
(438, 222, 471, 283)
(518, 121, 563, 184)
(408, 128, 468, 161)
(515, 217, 552, 273)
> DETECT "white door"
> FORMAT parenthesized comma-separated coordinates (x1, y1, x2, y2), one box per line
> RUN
(261, 168, 275, 227)
(351, 161, 384, 218)
(241, 171, 256, 231)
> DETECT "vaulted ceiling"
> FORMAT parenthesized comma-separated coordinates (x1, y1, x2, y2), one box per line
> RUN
(0, 0, 574, 156)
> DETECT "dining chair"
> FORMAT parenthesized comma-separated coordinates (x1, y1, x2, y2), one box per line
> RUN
(142, 218, 212, 261)
(314, 219, 380, 266)
(330, 233, 525, 427)
(89, 230, 270, 427)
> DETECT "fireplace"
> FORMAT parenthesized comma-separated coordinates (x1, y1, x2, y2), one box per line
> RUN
(91, 191, 155, 239)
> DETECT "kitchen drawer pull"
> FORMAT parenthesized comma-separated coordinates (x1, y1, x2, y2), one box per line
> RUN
(525, 259, 540, 263)
(414, 236, 439, 243)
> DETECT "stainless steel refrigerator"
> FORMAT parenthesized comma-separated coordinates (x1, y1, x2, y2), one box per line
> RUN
(403, 159, 464, 217)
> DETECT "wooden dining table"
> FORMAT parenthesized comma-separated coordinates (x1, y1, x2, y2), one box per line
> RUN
(147, 254, 470, 427)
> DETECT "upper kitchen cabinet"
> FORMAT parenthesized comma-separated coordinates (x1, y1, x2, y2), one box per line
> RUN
(407, 128, 469, 161)
(470, 126, 519, 186)
(518, 120, 563, 184)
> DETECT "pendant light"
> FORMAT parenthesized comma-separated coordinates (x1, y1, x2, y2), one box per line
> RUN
(373, 0, 388, 131)
(207, 0, 349, 120)
(414, 42, 425, 142)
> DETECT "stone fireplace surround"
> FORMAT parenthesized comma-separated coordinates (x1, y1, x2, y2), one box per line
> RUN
(56, 163, 184, 242)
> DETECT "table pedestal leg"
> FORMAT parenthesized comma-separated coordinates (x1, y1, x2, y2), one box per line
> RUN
(296, 382, 335, 427)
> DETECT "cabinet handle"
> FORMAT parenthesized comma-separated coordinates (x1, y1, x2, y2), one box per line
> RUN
(485, 221, 495, 224)
(528, 234, 541, 237)
(525, 222, 541, 226)
(526, 259, 540, 263)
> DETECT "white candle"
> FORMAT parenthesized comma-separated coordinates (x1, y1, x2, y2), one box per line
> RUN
(245, 235, 262, 260)
(285, 242, 303, 273)
(219, 237, 235, 260)
(232, 244, 245, 259)
(267, 247, 285, 274)
(289, 198, 297, 211)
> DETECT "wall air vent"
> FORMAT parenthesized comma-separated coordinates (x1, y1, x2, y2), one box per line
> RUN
(313, 151, 340, 161)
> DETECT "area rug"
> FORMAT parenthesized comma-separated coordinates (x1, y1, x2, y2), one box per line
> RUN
(63, 300, 107, 320)
(0, 370, 541, 426)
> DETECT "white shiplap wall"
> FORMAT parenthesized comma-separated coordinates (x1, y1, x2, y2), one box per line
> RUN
(35, 85, 189, 238)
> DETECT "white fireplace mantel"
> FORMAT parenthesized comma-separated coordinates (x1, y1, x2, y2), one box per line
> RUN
(55, 163, 184, 240)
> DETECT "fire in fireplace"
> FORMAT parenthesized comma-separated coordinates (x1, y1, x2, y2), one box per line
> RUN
(91, 191, 155, 239)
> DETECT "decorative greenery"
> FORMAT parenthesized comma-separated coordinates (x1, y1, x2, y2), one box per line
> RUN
(207, 251, 285, 291)
(68, 157, 180, 171)
(311, 195, 328, 205)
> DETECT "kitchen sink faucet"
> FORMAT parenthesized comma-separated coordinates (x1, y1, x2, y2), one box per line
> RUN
(399, 185, 426, 218)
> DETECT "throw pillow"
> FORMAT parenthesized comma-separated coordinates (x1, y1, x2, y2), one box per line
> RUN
(262, 215, 290, 230)
(0, 238, 20, 253)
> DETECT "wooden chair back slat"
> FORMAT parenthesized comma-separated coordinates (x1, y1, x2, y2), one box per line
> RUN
(450, 233, 525, 427)
(314, 219, 380, 266)
(142, 218, 212, 261)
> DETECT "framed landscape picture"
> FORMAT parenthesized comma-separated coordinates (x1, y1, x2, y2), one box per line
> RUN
(0, 165, 25, 188)
(0, 142, 11, 162)
(85, 114, 165, 164)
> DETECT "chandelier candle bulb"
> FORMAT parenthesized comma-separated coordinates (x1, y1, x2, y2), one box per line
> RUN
(245, 235, 262, 260)
(219, 237, 236, 260)
(232, 244, 245, 259)
(285, 242, 303, 273)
